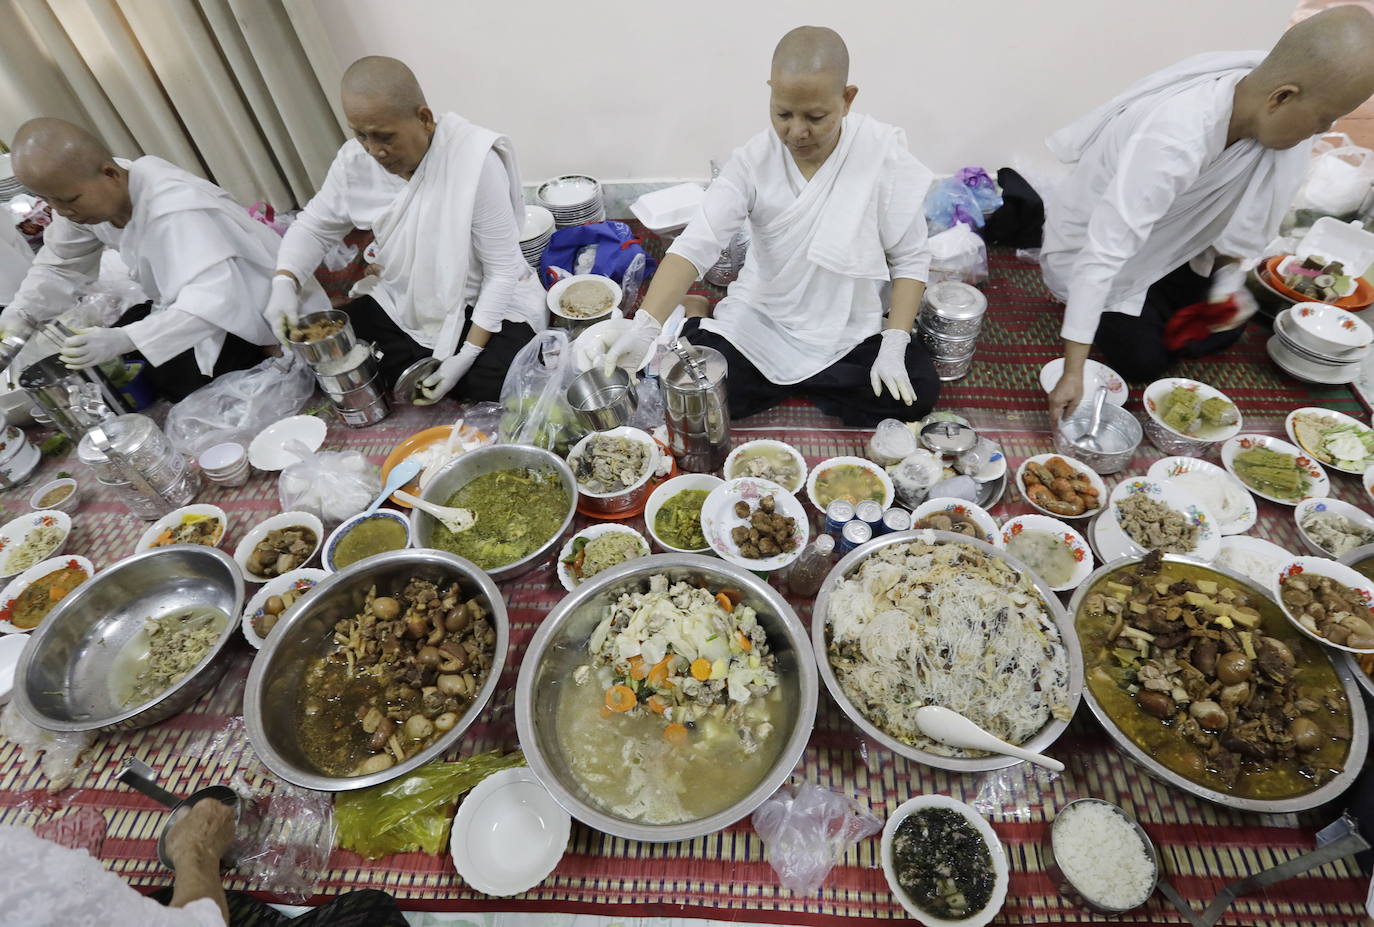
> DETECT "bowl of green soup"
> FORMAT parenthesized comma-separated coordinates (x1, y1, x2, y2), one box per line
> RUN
(323, 510, 411, 572)
(643, 474, 721, 554)
(411, 444, 578, 583)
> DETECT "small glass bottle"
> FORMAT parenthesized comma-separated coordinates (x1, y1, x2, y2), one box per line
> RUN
(785, 534, 836, 599)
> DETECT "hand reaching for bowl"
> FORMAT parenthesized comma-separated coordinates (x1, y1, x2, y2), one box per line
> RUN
(1048, 341, 1091, 424)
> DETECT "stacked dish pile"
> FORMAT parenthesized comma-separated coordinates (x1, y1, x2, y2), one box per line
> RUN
(915, 281, 988, 382)
(537, 175, 605, 228)
(198, 443, 249, 488)
(1268, 303, 1372, 385)
(520, 205, 555, 269)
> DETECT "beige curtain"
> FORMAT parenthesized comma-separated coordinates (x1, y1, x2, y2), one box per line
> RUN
(0, 0, 346, 209)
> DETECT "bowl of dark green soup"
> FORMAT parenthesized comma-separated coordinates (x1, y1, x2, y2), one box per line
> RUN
(880, 794, 1008, 926)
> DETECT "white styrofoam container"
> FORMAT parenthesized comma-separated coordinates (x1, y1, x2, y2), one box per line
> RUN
(1295, 217, 1374, 278)
(629, 183, 705, 234)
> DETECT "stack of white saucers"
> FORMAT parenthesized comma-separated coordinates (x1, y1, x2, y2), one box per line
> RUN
(199, 442, 250, 488)
(520, 205, 555, 269)
(1267, 303, 1372, 385)
(0, 155, 24, 203)
(537, 174, 605, 227)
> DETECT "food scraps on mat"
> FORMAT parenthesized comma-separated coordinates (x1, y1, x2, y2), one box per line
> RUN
(914, 506, 987, 540)
(1157, 387, 1238, 436)
(252, 579, 318, 638)
(1232, 447, 1310, 501)
(4, 522, 65, 574)
(431, 468, 569, 570)
(559, 280, 615, 318)
(654, 489, 709, 550)
(1301, 510, 1374, 558)
(1021, 457, 1100, 517)
(1280, 255, 1355, 302)
(562, 531, 647, 584)
(150, 514, 223, 549)
(812, 462, 886, 508)
(730, 495, 799, 560)
(1005, 529, 1080, 588)
(1080, 553, 1352, 799)
(1291, 411, 1374, 471)
(559, 575, 784, 824)
(1279, 570, 1374, 649)
(728, 444, 804, 491)
(1051, 801, 1155, 911)
(890, 807, 996, 921)
(332, 517, 407, 570)
(297, 578, 496, 776)
(570, 434, 652, 494)
(1114, 494, 1200, 555)
(4, 561, 88, 630)
(246, 525, 318, 579)
(121, 607, 226, 707)
(288, 316, 346, 343)
(825, 540, 1072, 756)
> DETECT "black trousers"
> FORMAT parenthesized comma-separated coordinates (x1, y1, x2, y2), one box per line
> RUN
(115, 302, 267, 402)
(153, 887, 407, 927)
(683, 318, 940, 426)
(1095, 263, 1248, 383)
(340, 295, 534, 402)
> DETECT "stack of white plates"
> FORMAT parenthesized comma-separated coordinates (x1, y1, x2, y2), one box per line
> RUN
(0, 154, 24, 202)
(537, 174, 605, 227)
(1267, 303, 1372, 385)
(520, 205, 555, 269)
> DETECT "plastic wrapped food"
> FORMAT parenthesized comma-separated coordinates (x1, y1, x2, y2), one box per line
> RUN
(752, 781, 882, 894)
(278, 445, 380, 527)
(867, 418, 919, 467)
(890, 450, 943, 508)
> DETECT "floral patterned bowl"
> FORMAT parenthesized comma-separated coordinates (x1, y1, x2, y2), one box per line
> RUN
(1274, 556, 1374, 654)
(1102, 477, 1220, 563)
(999, 514, 1093, 592)
(701, 477, 809, 572)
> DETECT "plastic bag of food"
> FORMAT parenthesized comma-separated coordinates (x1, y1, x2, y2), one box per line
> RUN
(927, 222, 989, 286)
(278, 444, 380, 527)
(890, 449, 943, 508)
(497, 329, 587, 455)
(334, 751, 525, 858)
(0, 703, 95, 792)
(955, 166, 1004, 215)
(165, 355, 316, 458)
(752, 780, 882, 894)
(925, 177, 985, 235)
(867, 418, 919, 467)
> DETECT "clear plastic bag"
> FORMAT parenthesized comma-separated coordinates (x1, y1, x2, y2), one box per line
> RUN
(165, 355, 316, 458)
(0, 703, 95, 792)
(925, 177, 985, 234)
(752, 781, 882, 894)
(928, 222, 989, 286)
(497, 329, 587, 455)
(868, 418, 919, 467)
(278, 445, 380, 527)
(955, 166, 1004, 215)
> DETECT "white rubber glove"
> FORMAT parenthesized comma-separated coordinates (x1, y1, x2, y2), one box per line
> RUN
(601, 311, 662, 376)
(60, 327, 134, 369)
(264, 275, 302, 342)
(1207, 262, 1258, 333)
(870, 329, 916, 406)
(417, 341, 483, 404)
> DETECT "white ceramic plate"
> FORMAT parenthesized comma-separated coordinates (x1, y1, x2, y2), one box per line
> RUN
(136, 504, 229, 554)
(0, 554, 95, 634)
(1104, 477, 1220, 562)
(1274, 556, 1374, 653)
(450, 767, 570, 896)
(547, 274, 621, 322)
(556, 523, 649, 591)
(1221, 434, 1330, 506)
(643, 473, 721, 553)
(0, 633, 27, 704)
(724, 440, 809, 494)
(1215, 535, 1294, 588)
(248, 415, 328, 471)
(806, 456, 895, 511)
(1284, 407, 1374, 474)
(999, 514, 1094, 592)
(912, 497, 1003, 547)
(880, 794, 1009, 927)
(240, 568, 329, 649)
(701, 477, 809, 571)
(0, 511, 71, 582)
(1015, 453, 1106, 520)
(1039, 358, 1128, 406)
(1267, 336, 1361, 385)
(232, 511, 325, 584)
(1146, 457, 1257, 536)
(1293, 497, 1374, 559)
(1141, 377, 1243, 443)
(1092, 511, 1138, 565)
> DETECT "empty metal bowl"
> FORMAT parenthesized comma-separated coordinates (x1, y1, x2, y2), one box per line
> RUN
(1055, 401, 1142, 475)
(566, 367, 638, 431)
(410, 444, 578, 583)
(15, 546, 245, 732)
(244, 548, 509, 791)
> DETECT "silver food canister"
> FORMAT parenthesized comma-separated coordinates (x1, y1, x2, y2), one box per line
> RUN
(917, 322, 979, 359)
(77, 414, 200, 518)
(285, 310, 357, 366)
(660, 344, 731, 473)
(918, 280, 988, 338)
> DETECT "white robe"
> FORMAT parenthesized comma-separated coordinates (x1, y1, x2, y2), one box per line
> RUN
(668, 114, 933, 384)
(1041, 52, 1312, 344)
(276, 113, 545, 354)
(8, 157, 297, 375)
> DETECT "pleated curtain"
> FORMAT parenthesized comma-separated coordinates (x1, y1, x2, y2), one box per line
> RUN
(0, 0, 347, 209)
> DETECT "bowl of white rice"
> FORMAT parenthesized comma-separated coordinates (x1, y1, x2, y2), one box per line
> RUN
(1044, 798, 1158, 914)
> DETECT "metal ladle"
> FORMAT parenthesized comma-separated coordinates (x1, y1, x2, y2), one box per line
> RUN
(1073, 386, 1110, 453)
(116, 757, 240, 870)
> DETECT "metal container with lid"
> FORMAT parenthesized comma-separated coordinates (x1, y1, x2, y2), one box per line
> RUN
(77, 413, 199, 517)
(285, 309, 357, 366)
(660, 344, 731, 473)
(917, 322, 978, 358)
(918, 280, 989, 338)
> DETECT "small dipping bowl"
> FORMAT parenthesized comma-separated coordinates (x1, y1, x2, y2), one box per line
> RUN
(566, 367, 638, 431)
(1055, 401, 1142, 475)
(28, 477, 80, 514)
(1042, 798, 1159, 916)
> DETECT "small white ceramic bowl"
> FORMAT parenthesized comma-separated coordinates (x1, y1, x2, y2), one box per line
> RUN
(1274, 556, 1374, 653)
(28, 477, 80, 515)
(135, 504, 229, 554)
(0, 511, 72, 582)
(880, 794, 1009, 927)
(643, 473, 722, 553)
(1288, 302, 1373, 356)
(724, 440, 809, 494)
(1293, 497, 1374, 559)
(199, 442, 248, 475)
(449, 767, 571, 896)
(232, 511, 325, 584)
(806, 455, 895, 512)
(912, 497, 1002, 547)
(1015, 453, 1106, 520)
(999, 514, 1094, 592)
(0, 554, 95, 634)
(555, 523, 649, 591)
(248, 415, 328, 471)
(322, 509, 412, 572)
(240, 567, 329, 649)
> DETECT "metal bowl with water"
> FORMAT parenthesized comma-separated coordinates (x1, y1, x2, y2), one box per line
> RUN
(410, 444, 578, 583)
(14, 546, 245, 732)
(1055, 401, 1142, 474)
(244, 549, 509, 791)
(515, 553, 818, 842)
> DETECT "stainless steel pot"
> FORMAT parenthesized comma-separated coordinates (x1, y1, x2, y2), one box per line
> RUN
(286, 310, 357, 366)
(566, 367, 638, 431)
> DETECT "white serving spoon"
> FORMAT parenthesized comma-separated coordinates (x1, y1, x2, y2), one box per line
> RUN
(394, 489, 477, 534)
(915, 705, 1065, 773)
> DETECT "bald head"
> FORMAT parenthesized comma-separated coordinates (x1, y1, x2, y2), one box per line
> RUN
(341, 56, 427, 115)
(340, 56, 435, 179)
(11, 117, 113, 189)
(771, 25, 849, 91)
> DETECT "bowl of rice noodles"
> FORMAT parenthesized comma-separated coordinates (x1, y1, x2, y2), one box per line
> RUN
(812, 529, 1084, 771)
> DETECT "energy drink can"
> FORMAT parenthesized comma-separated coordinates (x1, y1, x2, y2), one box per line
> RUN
(838, 519, 872, 554)
(879, 507, 912, 534)
(854, 500, 884, 532)
(824, 500, 856, 538)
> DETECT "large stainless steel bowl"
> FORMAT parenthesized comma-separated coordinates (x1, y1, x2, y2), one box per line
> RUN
(244, 548, 508, 791)
(1069, 553, 1368, 812)
(15, 546, 245, 732)
(410, 444, 577, 583)
(515, 553, 818, 842)
(812, 530, 1085, 772)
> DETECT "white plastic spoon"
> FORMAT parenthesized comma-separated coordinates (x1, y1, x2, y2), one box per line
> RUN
(394, 489, 477, 534)
(366, 458, 423, 514)
(915, 705, 1065, 772)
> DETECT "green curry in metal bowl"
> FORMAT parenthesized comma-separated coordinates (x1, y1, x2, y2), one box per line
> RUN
(1076, 552, 1352, 802)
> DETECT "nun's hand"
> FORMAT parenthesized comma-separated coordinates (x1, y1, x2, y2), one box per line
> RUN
(417, 342, 483, 403)
(60, 327, 133, 369)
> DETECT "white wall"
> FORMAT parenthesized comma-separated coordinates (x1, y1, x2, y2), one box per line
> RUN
(312, 0, 1297, 183)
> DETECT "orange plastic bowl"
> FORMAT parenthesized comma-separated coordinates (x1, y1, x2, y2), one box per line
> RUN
(380, 425, 488, 507)
(1262, 255, 1374, 311)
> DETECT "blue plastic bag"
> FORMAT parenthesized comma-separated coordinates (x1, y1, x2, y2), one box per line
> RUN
(539, 221, 658, 288)
(956, 167, 1004, 215)
(924, 177, 985, 235)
